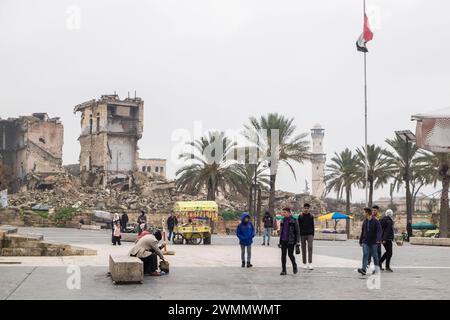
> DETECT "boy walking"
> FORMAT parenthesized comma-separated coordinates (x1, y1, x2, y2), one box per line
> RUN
(236, 212, 255, 268)
(358, 208, 382, 276)
(298, 203, 315, 270)
(278, 207, 300, 276)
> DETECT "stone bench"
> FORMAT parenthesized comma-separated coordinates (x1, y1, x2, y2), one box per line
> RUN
(315, 233, 348, 241)
(410, 237, 450, 246)
(109, 254, 143, 284)
(80, 225, 101, 230)
(0, 226, 18, 234)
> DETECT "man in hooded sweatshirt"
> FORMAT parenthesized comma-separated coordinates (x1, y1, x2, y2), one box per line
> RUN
(379, 209, 395, 272)
(236, 212, 255, 268)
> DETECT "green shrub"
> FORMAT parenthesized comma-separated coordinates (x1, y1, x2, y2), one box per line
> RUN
(220, 211, 242, 221)
(37, 211, 49, 219)
(54, 207, 78, 222)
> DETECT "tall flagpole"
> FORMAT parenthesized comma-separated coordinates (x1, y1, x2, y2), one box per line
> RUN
(363, 0, 369, 207)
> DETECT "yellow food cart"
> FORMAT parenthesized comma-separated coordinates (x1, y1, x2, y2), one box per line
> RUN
(172, 201, 219, 245)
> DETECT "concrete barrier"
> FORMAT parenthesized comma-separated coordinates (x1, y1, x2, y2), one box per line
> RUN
(410, 237, 450, 246)
(80, 225, 101, 230)
(120, 233, 138, 242)
(315, 233, 348, 241)
(109, 254, 143, 284)
(0, 225, 18, 234)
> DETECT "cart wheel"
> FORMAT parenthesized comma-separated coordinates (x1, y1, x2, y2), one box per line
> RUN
(188, 233, 203, 245)
(173, 233, 184, 245)
(203, 234, 211, 245)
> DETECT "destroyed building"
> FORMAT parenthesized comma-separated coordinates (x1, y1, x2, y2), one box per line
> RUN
(0, 113, 64, 192)
(136, 158, 166, 179)
(74, 94, 166, 187)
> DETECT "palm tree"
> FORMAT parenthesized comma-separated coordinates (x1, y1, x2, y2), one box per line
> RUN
(243, 113, 310, 215)
(383, 137, 419, 238)
(355, 144, 393, 207)
(325, 148, 359, 235)
(175, 131, 242, 200)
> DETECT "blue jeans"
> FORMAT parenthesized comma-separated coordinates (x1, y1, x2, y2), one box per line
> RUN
(362, 243, 379, 270)
(168, 230, 174, 241)
(240, 244, 252, 263)
(263, 228, 272, 245)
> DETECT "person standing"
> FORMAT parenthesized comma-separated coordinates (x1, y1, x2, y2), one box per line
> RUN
(111, 213, 121, 244)
(121, 212, 129, 232)
(380, 209, 395, 272)
(129, 230, 166, 276)
(358, 208, 382, 276)
(278, 207, 300, 276)
(137, 210, 147, 233)
(298, 203, 315, 270)
(262, 212, 274, 246)
(236, 212, 255, 268)
(112, 221, 121, 246)
(167, 213, 178, 242)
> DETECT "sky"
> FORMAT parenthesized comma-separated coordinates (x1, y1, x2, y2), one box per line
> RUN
(1, 0, 449, 202)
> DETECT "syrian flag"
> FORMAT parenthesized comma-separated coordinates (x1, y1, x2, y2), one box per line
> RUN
(356, 14, 373, 52)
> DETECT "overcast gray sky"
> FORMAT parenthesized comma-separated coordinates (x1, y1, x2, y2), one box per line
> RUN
(1, 0, 449, 202)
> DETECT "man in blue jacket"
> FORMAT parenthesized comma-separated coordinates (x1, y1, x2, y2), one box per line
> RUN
(358, 207, 382, 276)
(236, 212, 255, 268)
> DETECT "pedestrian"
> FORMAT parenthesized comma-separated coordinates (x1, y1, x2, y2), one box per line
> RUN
(137, 210, 147, 233)
(298, 203, 315, 270)
(278, 207, 300, 276)
(121, 212, 129, 232)
(129, 230, 166, 276)
(262, 211, 274, 246)
(358, 207, 382, 276)
(167, 212, 178, 242)
(112, 221, 121, 245)
(367, 205, 382, 268)
(236, 212, 255, 268)
(111, 213, 121, 244)
(380, 209, 395, 272)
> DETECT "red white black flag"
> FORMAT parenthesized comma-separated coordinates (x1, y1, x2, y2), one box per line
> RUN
(356, 14, 373, 52)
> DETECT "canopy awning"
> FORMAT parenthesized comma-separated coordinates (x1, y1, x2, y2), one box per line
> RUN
(318, 212, 352, 221)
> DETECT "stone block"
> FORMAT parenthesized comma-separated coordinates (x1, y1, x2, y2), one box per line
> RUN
(109, 254, 143, 284)
(81, 225, 101, 230)
(432, 238, 450, 246)
(0, 226, 18, 234)
(410, 237, 433, 245)
(120, 233, 137, 242)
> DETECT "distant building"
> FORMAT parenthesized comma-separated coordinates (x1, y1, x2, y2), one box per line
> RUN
(0, 113, 64, 191)
(310, 124, 326, 199)
(136, 158, 166, 179)
(375, 193, 439, 213)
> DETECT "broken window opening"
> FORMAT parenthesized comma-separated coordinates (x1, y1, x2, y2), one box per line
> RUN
(155, 167, 159, 173)
(39, 137, 46, 144)
(89, 116, 93, 134)
(147, 166, 151, 172)
(142, 166, 146, 172)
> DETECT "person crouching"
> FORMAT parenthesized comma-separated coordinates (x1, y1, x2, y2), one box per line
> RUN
(129, 230, 166, 276)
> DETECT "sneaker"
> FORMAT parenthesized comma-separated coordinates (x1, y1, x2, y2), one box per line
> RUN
(293, 265, 298, 274)
(247, 263, 253, 268)
(262, 243, 265, 246)
(280, 270, 287, 276)
(308, 264, 314, 270)
(385, 268, 393, 273)
(357, 268, 367, 276)
(241, 262, 245, 268)
(303, 264, 308, 270)
(145, 272, 161, 277)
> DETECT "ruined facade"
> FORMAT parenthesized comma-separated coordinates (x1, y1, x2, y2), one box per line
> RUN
(136, 158, 166, 179)
(0, 113, 64, 191)
(74, 94, 167, 186)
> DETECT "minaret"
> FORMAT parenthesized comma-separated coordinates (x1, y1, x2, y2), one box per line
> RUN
(311, 124, 326, 199)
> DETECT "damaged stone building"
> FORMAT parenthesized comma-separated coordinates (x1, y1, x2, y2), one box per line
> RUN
(0, 113, 64, 192)
(74, 94, 166, 187)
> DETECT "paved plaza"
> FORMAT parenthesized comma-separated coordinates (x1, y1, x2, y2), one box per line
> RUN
(1, 227, 450, 300)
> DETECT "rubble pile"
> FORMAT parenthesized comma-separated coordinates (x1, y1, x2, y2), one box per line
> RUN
(7, 171, 322, 214)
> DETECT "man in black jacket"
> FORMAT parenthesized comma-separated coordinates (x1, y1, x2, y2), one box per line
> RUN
(167, 213, 178, 242)
(298, 203, 315, 270)
(379, 209, 395, 272)
(262, 212, 274, 246)
(358, 208, 382, 276)
(121, 212, 129, 232)
(278, 207, 300, 276)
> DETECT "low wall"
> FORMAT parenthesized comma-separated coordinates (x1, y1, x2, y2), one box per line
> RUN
(410, 237, 450, 246)
(315, 233, 348, 241)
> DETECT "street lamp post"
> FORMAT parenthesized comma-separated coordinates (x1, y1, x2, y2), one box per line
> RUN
(395, 130, 416, 240)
